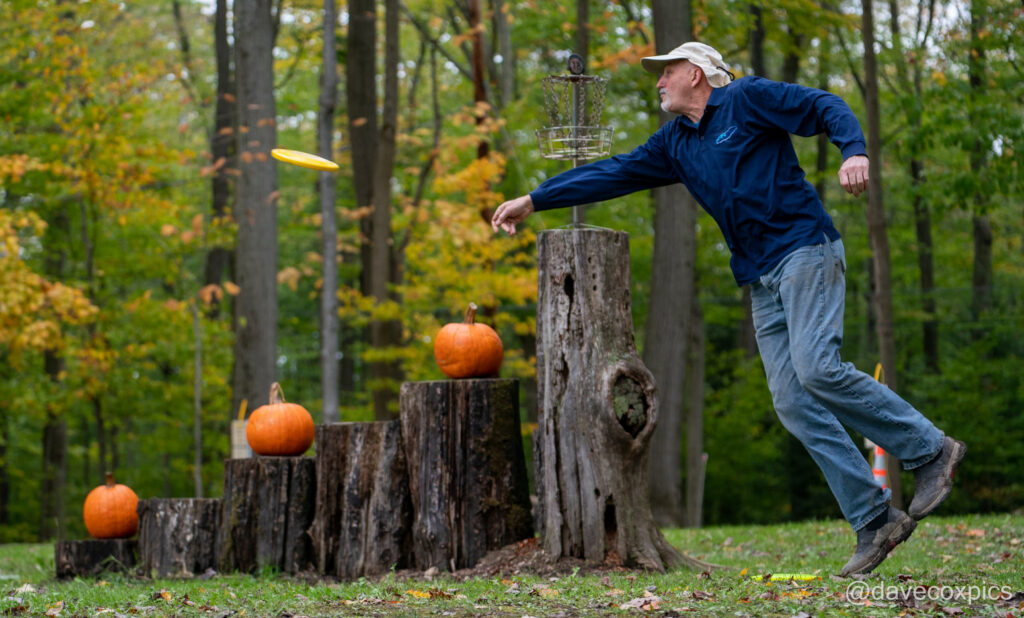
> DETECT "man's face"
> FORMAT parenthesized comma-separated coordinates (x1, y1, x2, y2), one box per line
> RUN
(656, 60, 696, 115)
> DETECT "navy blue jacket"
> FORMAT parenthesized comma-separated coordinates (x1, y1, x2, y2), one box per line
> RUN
(529, 76, 868, 285)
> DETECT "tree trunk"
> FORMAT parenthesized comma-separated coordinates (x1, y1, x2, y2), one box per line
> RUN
(192, 303, 203, 497)
(232, 0, 279, 416)
(861, 0, 903, 509)
(55, 539, 137, 579)
(319, 0, 340, 423)
(968, 1, 992, 336)
(749, 5, 766, 77)
(888, 0, 939, 372)
(535, 229, 709, 571)
(41, 352, 67, 541)
(400, 379, 533, 571)
(492, 0, 515, 108)
(644, 0, 697, 531)
(218, 457, 316, 574)
(309, 421, 411, 579)
(684, 295, 706, 528)
(204, 0, 234, 320)
(368, 0, 404, 420)
(137, 498, 221, 578)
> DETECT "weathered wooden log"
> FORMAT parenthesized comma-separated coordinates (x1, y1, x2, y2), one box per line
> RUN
(54, 539, 137, 579)
(400, 378, 533, 572)
(535, 228, 708, 571)
(309, 421, 411, 580)
(137, 498, 220, 578)
(217, 456, 316, 574)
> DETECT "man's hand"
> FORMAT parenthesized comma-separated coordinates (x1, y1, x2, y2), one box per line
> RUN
(839, 155, 869, 197)
(491, 195, 534, 235)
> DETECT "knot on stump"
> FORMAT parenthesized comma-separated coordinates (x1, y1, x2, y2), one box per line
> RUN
(613, 375, 648, 437)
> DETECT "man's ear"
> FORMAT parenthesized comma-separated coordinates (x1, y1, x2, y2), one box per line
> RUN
(691, 66, 704, 87)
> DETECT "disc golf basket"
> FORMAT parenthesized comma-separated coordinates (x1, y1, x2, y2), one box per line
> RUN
(536, 53, 612, 226)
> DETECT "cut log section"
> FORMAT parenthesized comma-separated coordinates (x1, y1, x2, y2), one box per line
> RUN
(137, 498, 220, 578)
(400, 378, 534, 572)
(308, 421, 411, 580)
(218, 456, 316, 574)
(54, 539, 137, 579)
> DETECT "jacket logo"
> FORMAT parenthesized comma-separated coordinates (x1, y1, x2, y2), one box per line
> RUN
(716, 126, 738, 144)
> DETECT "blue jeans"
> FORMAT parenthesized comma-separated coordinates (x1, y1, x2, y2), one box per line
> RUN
(750, 238, 945, 530)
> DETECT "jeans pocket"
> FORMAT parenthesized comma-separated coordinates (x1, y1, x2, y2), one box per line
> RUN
(830, 238, 847, 274)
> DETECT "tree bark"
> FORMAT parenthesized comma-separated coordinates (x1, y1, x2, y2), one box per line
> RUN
(137, 498, 221, 578)
(218, 457, 316, 574)
(319, 0, 340, 423)
(492, 0, 515, 108)
(204, 0, 234, 320)
(644, 0, 699, 529)
(232, 0, 279, 416)
(684, 295, 706, 528)
(400, 379, 533, 571)
(368, 0, 404, 420)
(55, 539, 137, 579)
(968, 0, 992, 336)
(888, 0, 939, 372)
(862, 0, 903, 509)
(309, 422, 411, 579)
(535, 229, 709, 571)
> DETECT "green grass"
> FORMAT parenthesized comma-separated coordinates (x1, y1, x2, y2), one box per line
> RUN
(2, 513, 1021, 616)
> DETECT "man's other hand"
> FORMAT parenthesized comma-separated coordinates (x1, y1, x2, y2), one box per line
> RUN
(839, 155, 869, 197)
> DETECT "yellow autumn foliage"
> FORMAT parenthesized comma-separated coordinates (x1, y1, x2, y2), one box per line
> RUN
(0, 211, 97, 355)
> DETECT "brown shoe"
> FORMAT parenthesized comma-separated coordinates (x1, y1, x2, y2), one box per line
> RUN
(840, 507, 917, 577)
(908, 436, 966, 520)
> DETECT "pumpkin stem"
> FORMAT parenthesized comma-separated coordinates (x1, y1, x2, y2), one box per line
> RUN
(104, 472, 115, 487)
(269, 382, 286, 405)
(464, 302, 478, 324)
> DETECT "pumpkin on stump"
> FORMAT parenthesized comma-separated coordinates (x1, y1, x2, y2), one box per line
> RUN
(246, 382, 315, 456)
(433, 303, 503, 379)
(83, 473, 139, 539)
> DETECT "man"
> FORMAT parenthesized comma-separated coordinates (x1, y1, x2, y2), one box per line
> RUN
(491, 41, 965, 576)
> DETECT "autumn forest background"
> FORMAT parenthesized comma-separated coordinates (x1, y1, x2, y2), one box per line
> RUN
(1, 0, 1021, 543)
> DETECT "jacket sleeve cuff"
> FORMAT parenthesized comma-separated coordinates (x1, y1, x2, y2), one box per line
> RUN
(529, 188, 554, 212)
(841, 142, 868, 159)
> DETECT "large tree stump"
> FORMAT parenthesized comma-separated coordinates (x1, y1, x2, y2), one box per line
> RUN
(400, 379, 534, 572)
(137, 498, 220, 578)
(218, 456, 316, 574)
(535, 228, 708, 571)
(54, 539, 137, 579)
(309, 421, 411, 580)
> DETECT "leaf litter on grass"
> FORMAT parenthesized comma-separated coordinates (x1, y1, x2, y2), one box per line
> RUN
(3, 514, 1021, 617)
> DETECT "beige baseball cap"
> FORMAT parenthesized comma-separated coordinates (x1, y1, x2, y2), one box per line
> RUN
(641, 41, 733, 88)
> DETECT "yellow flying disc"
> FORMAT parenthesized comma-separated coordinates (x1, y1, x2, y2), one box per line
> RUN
(766, 573, 821, 582)
(271, 148, 339, 172)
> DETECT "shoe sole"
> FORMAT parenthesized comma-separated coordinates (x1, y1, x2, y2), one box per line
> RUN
(909, 439, 967, 520)
(840, 515, 918, 577)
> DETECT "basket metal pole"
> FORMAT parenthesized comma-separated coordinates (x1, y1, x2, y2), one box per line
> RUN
(571, 79, 584, 227)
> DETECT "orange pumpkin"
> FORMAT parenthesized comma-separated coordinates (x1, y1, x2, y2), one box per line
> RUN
(246, 382, 315, 456)
(433, 303, 504, 379)
(83, 472, 139, 539)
